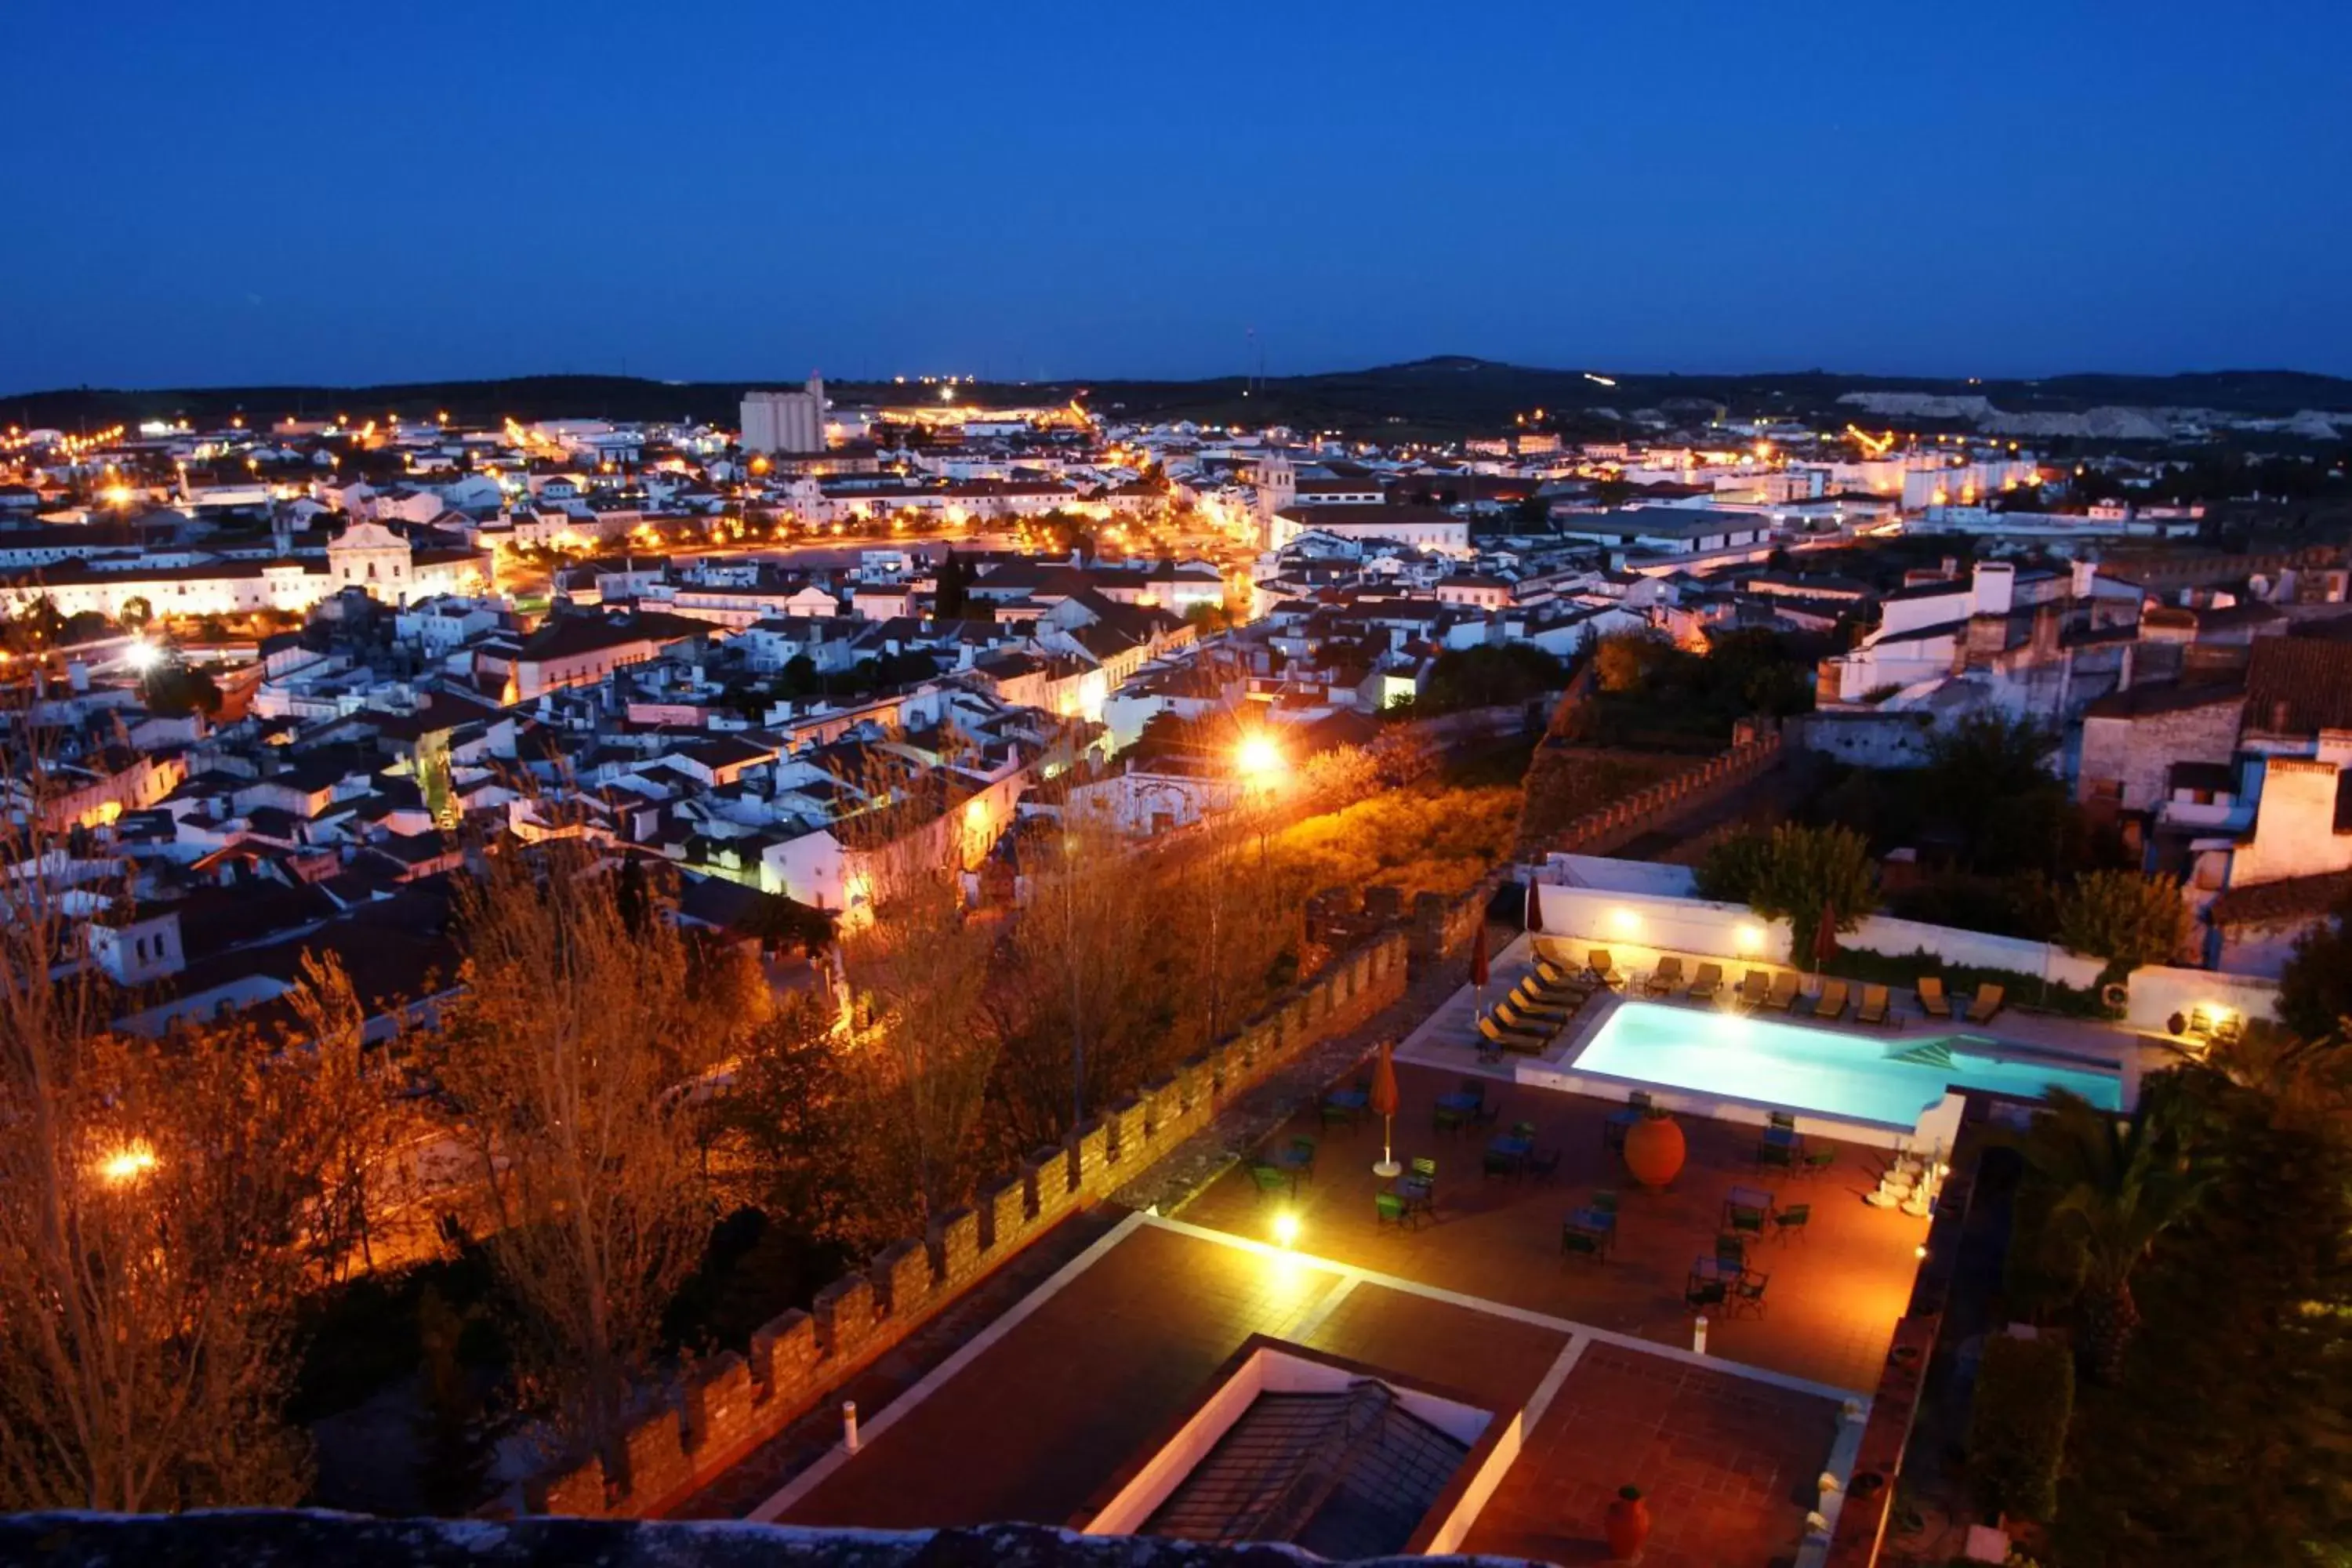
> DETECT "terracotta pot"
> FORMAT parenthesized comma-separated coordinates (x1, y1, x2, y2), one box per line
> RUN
(1604, 1485, 1651, 1561)
(1623, 1112, 1686, 1189)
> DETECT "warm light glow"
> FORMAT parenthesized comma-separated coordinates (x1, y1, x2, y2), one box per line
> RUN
(1734, 923, 1763, 954)
(1609, 907, 1642, 937)
(98, 1142, 157, 1185)
(123, 641, 162, 672)
(1272, 1211, 1301, 1249)
(1235, 732, 1283, 782)
(102, 485, 133, 506)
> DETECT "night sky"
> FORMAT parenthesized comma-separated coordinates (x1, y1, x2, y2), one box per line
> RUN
(6, 0, 2349, 390)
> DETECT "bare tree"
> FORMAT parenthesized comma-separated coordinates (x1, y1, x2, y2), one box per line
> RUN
(438, 833, 718, 1478)
(0, 804, 330, 1509)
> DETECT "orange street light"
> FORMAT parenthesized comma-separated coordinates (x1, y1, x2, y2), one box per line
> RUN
(97, 1142, 157, 1185)
(1236, 732, 1282, 783)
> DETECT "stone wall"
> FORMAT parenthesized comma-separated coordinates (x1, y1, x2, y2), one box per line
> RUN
(1537, 732, 1784, 858)
(521, 927, 1413, 1520)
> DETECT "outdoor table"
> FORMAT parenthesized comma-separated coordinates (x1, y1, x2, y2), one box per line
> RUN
(1725, 1184, 1776, 1218)
(1604, 1107, 1640, 1149)
(1394, 1176, 1436, 1217)
(1325, 1087, 1370, 1112)
(1436, 1091, 1483, 1114)
(1762, 1125, 1802, 1149)
(1567, 1204, 1616, 1232)
(1486, 1134, 1534, 1175)
(1688, 1255, 1740, 1289)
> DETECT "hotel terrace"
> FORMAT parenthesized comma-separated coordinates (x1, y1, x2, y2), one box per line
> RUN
(612, 849, 2274, 1567)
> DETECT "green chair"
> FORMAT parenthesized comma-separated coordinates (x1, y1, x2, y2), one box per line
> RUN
(1287, 1136, 1318, 1182)
(1802, 1146, 1838, 1178)
(1755, 1140, 1795, 1171)
(1434, 1102, 1468, 1134)
(1726, 1204, 1767, 1236)
(1375, 1192, 1419, 1229)
(1591, 1188, 1620, 1216)
(1410, 1156, 1438, 1181)
(1561, 1225, 1606, 1262)
(1772, 1203, 1811, 1243)
(1249, 1162, 1294, 1197)
(1686, 1280, 1726, 1313)
(1511, 1120, 1537, 1139)
(1732, 1270, 1769, 1319)
(1715, 1233, 1748, 1269)
(1526, 1146, 1562, 1181)
(1319, 1101, 1359, 1133)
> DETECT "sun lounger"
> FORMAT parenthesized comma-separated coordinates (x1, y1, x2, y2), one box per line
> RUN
(1645, 956, 1686, 997)
(1917, 975, 1954, 1019)
(1534, 956, 1595, 996)
(1686, 962, 1724, 1003)
(1480, 1015, 1548, 1056)
(1855, 983, 1892, 1026)
(1737, 969, 1770, 1010)
(1495, 998, 1562, 1040)
(1762, 972, 1799, 1012)
(1508, 978, 1574, 1022)
(1587, 949, 1624, 989)
(1810, 979, 1850, 1021)
(1965, 983, 2005, 1025)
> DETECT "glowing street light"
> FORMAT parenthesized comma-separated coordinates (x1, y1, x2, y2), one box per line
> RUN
(97, 1142, 157, 1185)
(124, 641, 162, 672)
(1272, 1211, 1300, 1250)
(1235, 732, 1282, 784)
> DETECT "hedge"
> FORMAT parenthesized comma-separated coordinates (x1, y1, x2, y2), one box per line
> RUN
(1969, 1333, 2074, 1523)
(1824, 946, 2114, 1020)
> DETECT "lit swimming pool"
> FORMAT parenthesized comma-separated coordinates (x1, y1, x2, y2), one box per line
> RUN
(1571, 1002, 2125, 1128)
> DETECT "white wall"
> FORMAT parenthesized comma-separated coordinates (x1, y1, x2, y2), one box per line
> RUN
(2124, 964, 2279, 1033)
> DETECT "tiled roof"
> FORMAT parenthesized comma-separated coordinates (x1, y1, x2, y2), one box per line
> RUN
(2210, 868, 2352, 928)
(2245, 637, 2352, 733)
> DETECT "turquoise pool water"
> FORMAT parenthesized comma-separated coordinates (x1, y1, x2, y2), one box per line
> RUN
(1573, 1002, 2124, 1127)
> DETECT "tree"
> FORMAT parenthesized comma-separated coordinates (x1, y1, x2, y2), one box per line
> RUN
(0, 797, 343, 1508)
(118, 596, 153, 631)
(2018, 1085, 2209, 1384)
(439, 833, 724, 1479)
(2056, 870, 2191, 987)
(2276, 887, 2352, 1042)
(933, 548, 970, 619)
(141, 661, 223, 718)
(1709, 824, 1878, 965)
(1593, 630, 1676, 694)
(1417, 643, 1566, 714)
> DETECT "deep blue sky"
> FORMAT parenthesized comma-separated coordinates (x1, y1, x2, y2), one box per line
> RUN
(6, 0, 2350, 390)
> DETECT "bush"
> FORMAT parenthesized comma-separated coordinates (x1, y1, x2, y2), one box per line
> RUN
(1969, 1333, 2074, 1523)
(1823, 946, 2113, 1018)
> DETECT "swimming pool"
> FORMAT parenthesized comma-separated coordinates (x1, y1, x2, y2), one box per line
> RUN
(1570, 1002, 2124, 1128)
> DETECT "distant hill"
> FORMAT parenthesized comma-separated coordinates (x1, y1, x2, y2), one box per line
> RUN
(5, 360, 2347, 440)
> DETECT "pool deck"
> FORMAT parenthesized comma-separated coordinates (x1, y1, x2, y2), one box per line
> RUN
(1403, 932, 2168, 1102)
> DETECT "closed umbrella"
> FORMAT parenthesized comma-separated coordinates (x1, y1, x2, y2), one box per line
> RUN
(1370, 1038, 1402, 1178)
(1526, 881, 1545, 933)
(1470, 919, 1490, 1016)
(1813, 899, 1838, 978)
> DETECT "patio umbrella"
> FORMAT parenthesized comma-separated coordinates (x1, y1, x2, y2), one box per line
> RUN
(1813, 899, 1838, 978)
(1526, 880, 1545, 933)
(1370, 1038, 1402, 1178)
(1470, 919, 1490, 1015)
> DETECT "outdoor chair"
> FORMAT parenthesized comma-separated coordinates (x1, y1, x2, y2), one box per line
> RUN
(1726, 1205, 1767, 1238)
(1715, 1233, 1748, 1269)
(1755, 1138, 1795, 1171)
(1810, 979, 1850, 1021)
(1855, 984, 1893, 1027)
(1769, 1110, 1797, 1131)
(1917, 975, 1954, 1019)
(1762, 971, 1800, 1012)
(1479, 1016, 1547, 1058)
(1507, 979, 1574, 1022)
(1686, 962, 1724, 1003)
(1602, 1111, 1634, 1153)
(1319, 1100, 1360, 1133)
(1495, 998, 1563, 1042)
(1629, 1091, 1654, 1111)
(1772, 1203, 1811, 1243)
(1586, 948, 1624, 989)
(1410, 1156, 1438, 1182)
(1483, 1147, 1522, 1178)
(1286, 1136, 1318, 1181)
(1512, 1120, 1537, 1138)
(1435, 1101, 1469, 1134)
(1731, 1270, 1769, 1319)
(1645, 956, 1686, 997)
(1686, 1280, 1727, 1313)
(1534, 956, 1594, 996)
(1591, 1188, 1620, 1216)
(1801, 1146, 1838, 1178)
(1526, 1146, 1562, 1181)
(1375, 1192, 1420, 1229)
(1737, 970, 1771, 1010)
(1561, 1225, 1607, 1263)
(1965, 983, 2006, 1025)
(1249, 1162, 1294, 1198)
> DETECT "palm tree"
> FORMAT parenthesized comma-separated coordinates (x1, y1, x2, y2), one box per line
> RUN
(2020, 1086, 2210, 1383)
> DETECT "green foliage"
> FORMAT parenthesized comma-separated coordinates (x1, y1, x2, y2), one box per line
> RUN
(1968, 1334, 2074, 1522)
(2051, 1064, 2352, 1566)
(1886, 870, 2059, 943)
(2056, 869, 2190, 984)
(2276, 887, 2352, 1043)
(1821, 946, 2111, 1018)
(1414, 642, 1566, 716)
(932, 548, 971, 618)
(1701, 824, 1878, 964)
(140, 661, 223, 717)
(1582, 626, 1817, 744)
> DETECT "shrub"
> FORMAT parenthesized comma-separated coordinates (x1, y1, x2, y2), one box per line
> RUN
(1969, 1333, 2074, 1523)
(1822, 946, 2112, 1018)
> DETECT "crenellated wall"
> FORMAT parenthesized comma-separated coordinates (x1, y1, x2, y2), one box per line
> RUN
(522, 927, 1413, 1520)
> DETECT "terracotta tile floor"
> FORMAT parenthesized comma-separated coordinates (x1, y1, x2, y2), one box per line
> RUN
(1178, 1062, 1924, 1394)
(1463, 1343, 1843, 1568)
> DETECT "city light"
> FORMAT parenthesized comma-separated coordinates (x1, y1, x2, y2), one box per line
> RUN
(97, 1142, 157, 1185)
(124, 641, 162, 672)
(1272, 1211, 1300, 1249)
(1235, 732, 1282, 782)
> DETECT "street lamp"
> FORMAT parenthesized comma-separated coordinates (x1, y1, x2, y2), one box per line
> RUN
(1235, 732, 1282, 786)
(97, 1142, 157, 1185)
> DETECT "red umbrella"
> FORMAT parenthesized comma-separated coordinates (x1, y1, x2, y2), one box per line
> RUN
(1370, 1039, 1402, 1177)
(1813, 900, 1838, 972)
(1471, 920, 1491, 989)
(1526, 881, 1545, 933)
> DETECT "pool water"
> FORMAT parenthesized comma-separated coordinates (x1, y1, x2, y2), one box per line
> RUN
(1573, 1002, 2124, 1127)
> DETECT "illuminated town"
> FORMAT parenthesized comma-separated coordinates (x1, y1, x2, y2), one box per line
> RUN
(5, 6, 2350, 1568)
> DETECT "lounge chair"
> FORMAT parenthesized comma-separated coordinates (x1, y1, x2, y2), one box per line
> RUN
(1965, 983, 2005, 1025)
(1762, 972, 1799, 1012)
(1645, 956, 1686, 997)
(1737, 970, 1771, 1010)
(1507, 978, 1574, 1022)
(1810, 979, 1850, 1022)
(1587, 949, 1624, 989)
(1917, 975, 1954, 1019)
(1479, 1014, 1548, 1055)
(1533, 956, 1595, 997)
(1855, 983, 1893, 1026)
(1686, 962, 1724, 1003)
(1494, 999, 1561, 1043)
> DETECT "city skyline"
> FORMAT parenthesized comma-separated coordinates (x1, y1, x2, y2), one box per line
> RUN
(5, 0, 2349, 389)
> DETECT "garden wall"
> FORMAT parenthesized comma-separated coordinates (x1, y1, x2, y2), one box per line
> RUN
(2122, 962, 2280, 1033)
(520, 927, 1413, 1521)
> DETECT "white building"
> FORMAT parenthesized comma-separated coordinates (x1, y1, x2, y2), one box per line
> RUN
(742, 375, 827, 455)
